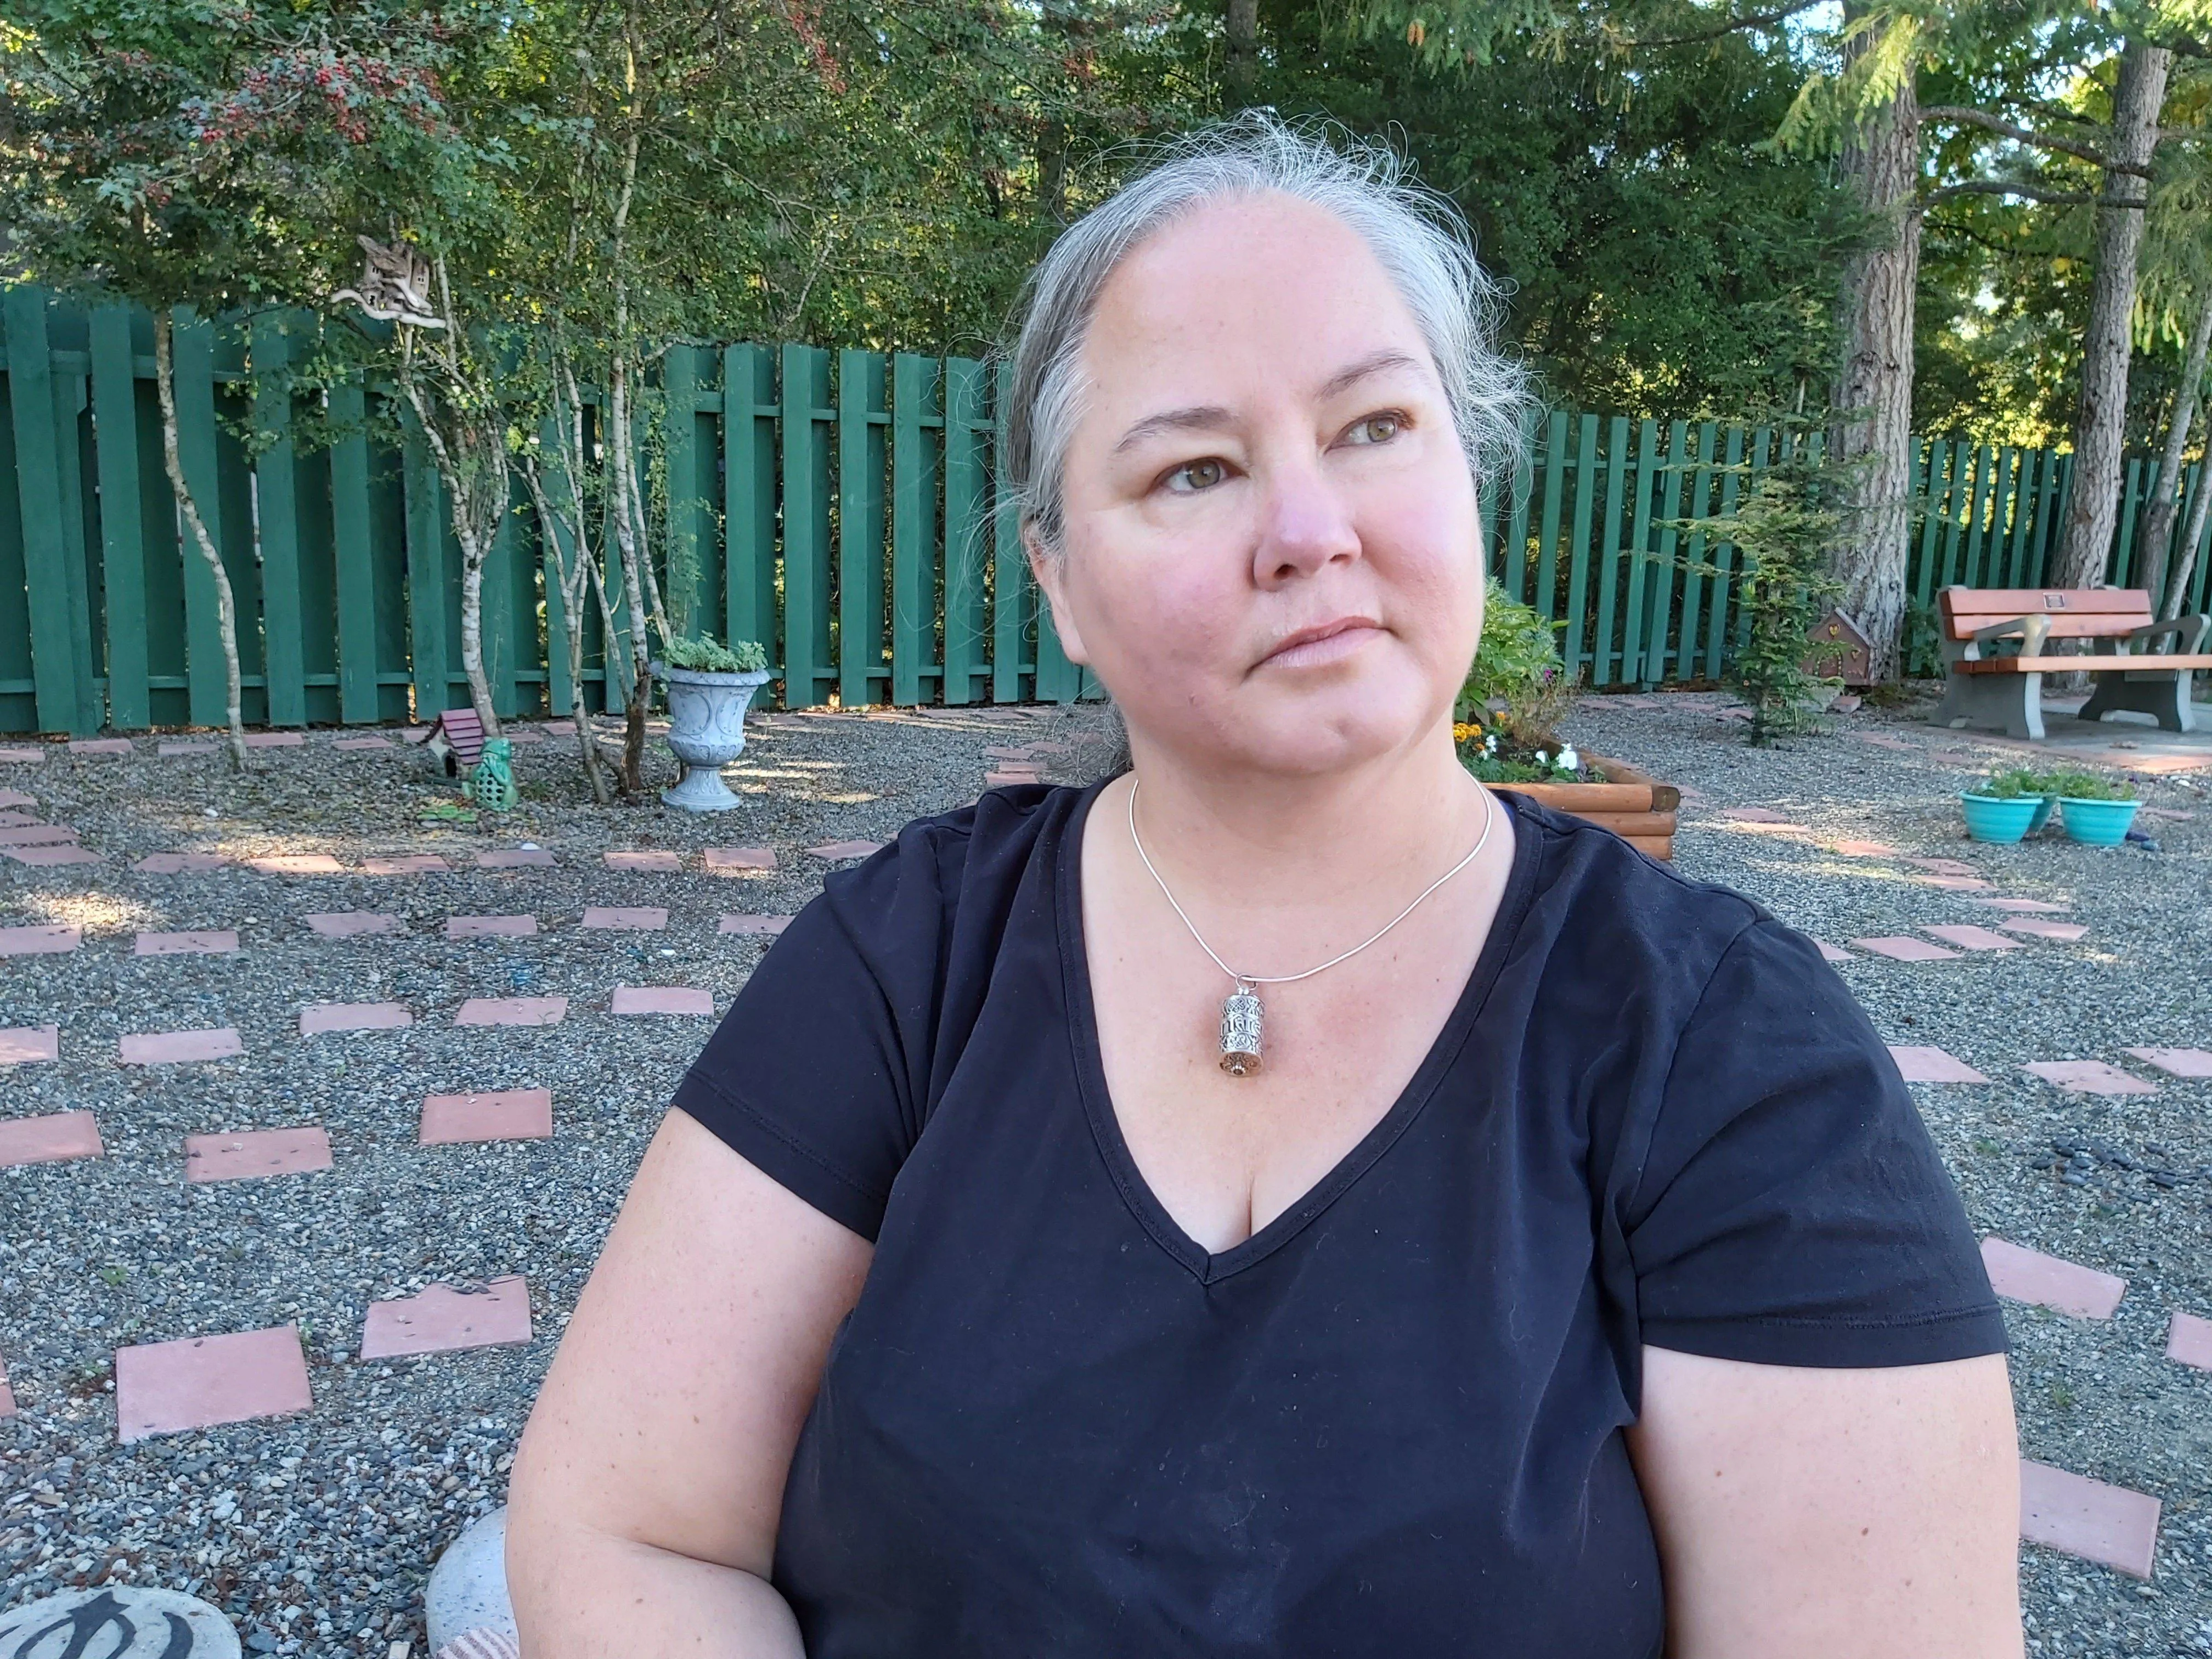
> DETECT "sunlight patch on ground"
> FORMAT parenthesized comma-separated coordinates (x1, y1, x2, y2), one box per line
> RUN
(21, 889, 161, 935)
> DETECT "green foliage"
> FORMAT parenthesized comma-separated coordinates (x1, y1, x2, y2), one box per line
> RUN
(663, 634, 769, 674)
(1972, 768, 2040, 799)
(1459, 579, 1564, 713)
(2047, 769, 2138, 802)
(1903, 593, 1943, 679)
(1702, 415, 1854, 745)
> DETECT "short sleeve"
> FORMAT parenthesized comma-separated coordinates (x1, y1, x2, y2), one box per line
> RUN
(670, 827, 958, 1242)
(1622, 919, 2007, 1368)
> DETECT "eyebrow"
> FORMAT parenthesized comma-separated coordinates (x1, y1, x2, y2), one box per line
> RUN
(1109, 349, 1426, 456)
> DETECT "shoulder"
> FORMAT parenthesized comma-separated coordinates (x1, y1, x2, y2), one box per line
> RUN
(812, 782, 1086, 953)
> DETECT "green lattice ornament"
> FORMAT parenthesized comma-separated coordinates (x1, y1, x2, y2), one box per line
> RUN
(465, 738, 517, 812)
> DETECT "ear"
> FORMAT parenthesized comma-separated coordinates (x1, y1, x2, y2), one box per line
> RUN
(1024, 525, 1092, 667)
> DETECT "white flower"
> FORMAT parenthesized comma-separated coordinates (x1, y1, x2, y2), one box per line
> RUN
(1484, 733, 1498, 754)
(1558, 745, 1579, 771)
(1534, 749, 1549, 766)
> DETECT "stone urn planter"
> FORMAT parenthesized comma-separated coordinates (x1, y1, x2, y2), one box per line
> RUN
(653, 662, 772, 812)
(1492, 754, 1680, 860)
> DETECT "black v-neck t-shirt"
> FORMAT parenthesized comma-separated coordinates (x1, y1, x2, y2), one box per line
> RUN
(672, 781, 2005, 1658)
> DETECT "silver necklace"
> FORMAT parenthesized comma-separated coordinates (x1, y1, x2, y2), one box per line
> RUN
(1126, 778, 1497, 1077)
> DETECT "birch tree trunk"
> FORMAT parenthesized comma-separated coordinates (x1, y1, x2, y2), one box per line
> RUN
(153, 312, 249, 771)
(2053, 40, 2172, 590)
(1826, 25, 1919, 683)
(2166, 433, 2212, 619)
(2137, 288, 2212, 608)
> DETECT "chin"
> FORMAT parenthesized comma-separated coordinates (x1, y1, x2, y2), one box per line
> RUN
(1214, 685, 1442, 777)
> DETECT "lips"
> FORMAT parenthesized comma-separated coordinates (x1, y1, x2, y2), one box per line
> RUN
(1259, 617, 1381, 668)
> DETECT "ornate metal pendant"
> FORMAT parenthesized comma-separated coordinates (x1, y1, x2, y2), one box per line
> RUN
(1219, 981, 1264, 1077)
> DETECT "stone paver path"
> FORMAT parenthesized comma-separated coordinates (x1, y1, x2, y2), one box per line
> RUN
(419, 1090, 555, 1145)
(0, 1110, 103, 1167)
(114, 1327, 313, 1443)
(1982, 1238, 2128, 1319)
(119, 1028, 244, 1064)
(360, 1278, 533, 1361)
(184, 1127, 335, 1183)
(2021, 1460, 2162, 1581)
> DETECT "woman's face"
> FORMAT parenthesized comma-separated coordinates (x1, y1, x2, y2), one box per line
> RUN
(1033, 191, 1484, 779)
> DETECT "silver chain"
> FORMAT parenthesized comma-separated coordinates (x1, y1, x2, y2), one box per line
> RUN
(1126, 776, 1497, 989)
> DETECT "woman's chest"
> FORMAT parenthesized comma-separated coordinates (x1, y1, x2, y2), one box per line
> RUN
(774, 1068, 1660, 1657)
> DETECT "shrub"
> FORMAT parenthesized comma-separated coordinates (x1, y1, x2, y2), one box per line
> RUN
(662, 634, 768, 674)
(2046, 770, 2137, 802)
(1457, 579, 1580, 755)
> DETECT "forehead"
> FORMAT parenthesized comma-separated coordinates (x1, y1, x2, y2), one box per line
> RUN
(1078, 192, 1432, 405)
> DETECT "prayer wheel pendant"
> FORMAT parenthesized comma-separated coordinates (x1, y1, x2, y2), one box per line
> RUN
(1219, 981, 1264, 1077)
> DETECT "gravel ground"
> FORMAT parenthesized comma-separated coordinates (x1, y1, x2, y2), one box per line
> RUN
(3, 687, 2208, 1655)
(1578, 684, 2212, 1657)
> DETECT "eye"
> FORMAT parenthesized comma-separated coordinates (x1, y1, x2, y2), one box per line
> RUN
(1163, 457, 1227, 494)
(1341, 412, 1404, 447)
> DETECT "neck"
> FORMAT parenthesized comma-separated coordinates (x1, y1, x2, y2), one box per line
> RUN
(1120, 724, 1495, 918)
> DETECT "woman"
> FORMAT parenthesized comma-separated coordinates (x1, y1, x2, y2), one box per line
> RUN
(507, 118, 2022, 1657)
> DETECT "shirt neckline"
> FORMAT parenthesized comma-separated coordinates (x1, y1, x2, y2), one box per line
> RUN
(1054, 774, 1545, 1285)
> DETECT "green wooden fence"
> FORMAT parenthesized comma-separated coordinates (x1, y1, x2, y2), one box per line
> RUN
(1, 287, 2203, 736)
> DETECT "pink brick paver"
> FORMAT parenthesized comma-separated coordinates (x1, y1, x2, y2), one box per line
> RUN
(120, 1028, 244, 1065)
(985, 771, 1042, 788)
(1849, 935, 1962, 962)
(242, 731, 306, 748)
(542, 719, 577, 736)
(0, 1110, 102, 1167)
(134, 853, 229, 874)
(1921, 924, 2025, 952)
(0, 747, 44, 763)
(1, 1350, 13, 1417)
(1813, 940, 1854, 963)
(1974, 896, 2070, 913)
(68, 738, 132, 755)
(335, 737, 396, 751)
(0, 924, 78, 955)
(114, 1325, 312, 1443)
(419, 1088, 554, 1144)
(2019, 1460, 2160, 1580)
(247, 853, 345, 874)
(719, 913, 792, 936)
(611, 986, 714, 1015)
(603, 849, 681, 872)
(0, 823, 80, 845)
(183, 1126, 333, 1183)
(1981, 1238, 2126, 1318)
(1888, 1045, 1989, 1084)
(1914, 874, 1994, 891)
(1719, 806, 1795, 823)
(0, 1025, 59, 1065)
(2023, 1059, 2157, 1097)
(447, 914, 538, 939)
(1854, 732, 1915, 752)
(808, 840, 884, 861)
(1999, 917, 2089, 942)
(0, 789, 34, 808)
(157, 740, 217, 756)
(582, 906, 667, 931)
(455, 996, 568, 1028)
(360, 1276, 533, 1359)
(363, 854, 451, 875)
(704, 846, 776, 873)
(2166, 1311, 2212, 1371)
(477, 849, 555, 869)
(2126, 1048, 2212, 1079)
(133, 929, 239, 957)
(981, 746, 1037, 760)
(304, 910, 400, 938)
(4, 844, 98, 867)
(1904, 856, 1979, 877)
(1826, 839, 1900, 857)
(300, 1001, 413, 1036)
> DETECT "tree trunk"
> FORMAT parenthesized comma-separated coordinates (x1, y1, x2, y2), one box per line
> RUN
(2166, 433, 2212, 619)
(1826, 25, 1919, 683)
(1226, 0, 1260, 108)
(2053, 39, 2172, 590)
(153, 312, 249, 771)
(2137, 287, 2212, 607)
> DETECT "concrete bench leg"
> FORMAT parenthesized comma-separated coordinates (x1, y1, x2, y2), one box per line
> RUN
(1933, 669, 2045, 740)
(2079, 669, 2196, 733)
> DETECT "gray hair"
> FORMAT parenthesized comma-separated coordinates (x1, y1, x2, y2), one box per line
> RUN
(1003, 112, 1531, 557)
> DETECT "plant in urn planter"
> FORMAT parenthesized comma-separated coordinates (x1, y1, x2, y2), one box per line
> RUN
(653, 636, 772, 812)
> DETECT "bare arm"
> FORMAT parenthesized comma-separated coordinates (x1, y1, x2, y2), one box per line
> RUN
(507, 1109, 873, 1658)
(1629, 1347, 2023, 1658)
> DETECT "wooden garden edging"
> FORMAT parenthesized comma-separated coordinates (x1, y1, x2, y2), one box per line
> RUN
(1497, 755, 1680, 860)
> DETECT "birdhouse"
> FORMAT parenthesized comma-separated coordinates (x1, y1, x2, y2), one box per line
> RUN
(1804, 608, 1873, 686)
(413, 708, 486, 776)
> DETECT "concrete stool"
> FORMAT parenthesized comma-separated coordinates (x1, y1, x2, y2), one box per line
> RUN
(428, 1505, 518, 1659)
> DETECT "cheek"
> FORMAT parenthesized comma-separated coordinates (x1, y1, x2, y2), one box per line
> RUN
(1363, 490, 1485, 650)
(1068, 517, 1249, 669)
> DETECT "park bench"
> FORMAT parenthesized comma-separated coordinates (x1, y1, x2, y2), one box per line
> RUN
(1931, 585, 2212, 741)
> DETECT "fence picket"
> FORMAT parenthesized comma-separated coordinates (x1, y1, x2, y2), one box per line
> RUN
(781, 344, 833, 708)
(251, 313, 308, 726)
(839, 348, 887, 709)
(88, 306, 149, 730)
(891, 352, 939, 706)
(1561, 415, 1600, 677)
(1534, 411, 1567, 621)
(943, 357, 990, 706)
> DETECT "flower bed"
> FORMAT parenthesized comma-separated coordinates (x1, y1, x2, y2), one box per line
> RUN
(1493, 754, 1680, 861)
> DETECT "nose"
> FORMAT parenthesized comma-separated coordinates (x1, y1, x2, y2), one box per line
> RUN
(1250, 454, 1361, 588)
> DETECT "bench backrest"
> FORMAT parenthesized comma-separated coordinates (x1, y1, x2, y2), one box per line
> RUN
(1938, 585, 2152, 641)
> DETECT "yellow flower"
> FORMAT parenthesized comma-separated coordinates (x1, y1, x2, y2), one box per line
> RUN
(1452, 721, 1483, 744)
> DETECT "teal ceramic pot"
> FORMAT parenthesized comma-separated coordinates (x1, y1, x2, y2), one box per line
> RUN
(2027, 795, 2055, 834)
(2057, 796, 2140, 847)
(1960, 793, 2039, 844)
